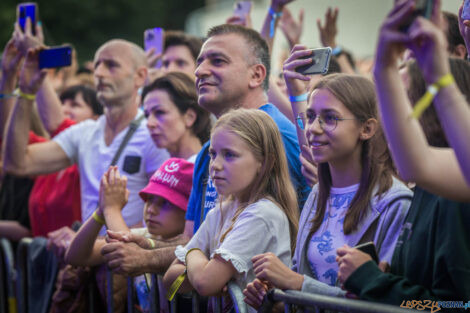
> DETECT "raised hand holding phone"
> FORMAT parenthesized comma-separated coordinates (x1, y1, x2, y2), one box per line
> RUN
(144, 27, 164, 69)
(17, 3, 37, 35)
(283, 45, 312, 96)
(458, 1, 470, 51)
(227, 1, 253, 28)
(39, 46, 72, 69)
(233, 1, 252, 19)
(18, 47, 47, 96)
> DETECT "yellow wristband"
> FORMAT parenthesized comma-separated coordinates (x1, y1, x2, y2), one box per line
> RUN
(166, 248, 202, 301)
(411, 73, 455, 119)
(185, 247, 202, 265)
(16, 88, 36, 101)
(92, 211, 105, 225)
(147, 238, 156, 249)
(166, 269, 187, 301)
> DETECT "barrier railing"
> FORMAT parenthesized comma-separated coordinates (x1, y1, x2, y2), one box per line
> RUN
(15, 238, 32, 313)
(259, 289, 421, 313)
(5, 246, 425, 313)
(0, 238, 16, 313)
(115, 268, 248, 313)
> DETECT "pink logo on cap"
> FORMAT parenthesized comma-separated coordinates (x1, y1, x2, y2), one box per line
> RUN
(139, 158, 194, 211)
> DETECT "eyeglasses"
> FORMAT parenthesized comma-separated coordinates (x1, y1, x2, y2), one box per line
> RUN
(299, 111, 358, 132)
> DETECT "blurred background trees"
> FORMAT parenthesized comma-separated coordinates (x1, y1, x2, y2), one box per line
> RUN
(0, 0, 205, 65)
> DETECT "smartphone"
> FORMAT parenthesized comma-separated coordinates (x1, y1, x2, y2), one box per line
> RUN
(144, 27, 164, 69)
(17, 3, 37, 35)
(39, 46, 72, 69)
(354, 241, 379, 264)
(462, 0, 470, 21)
(400, 0, 434, 32)
(233, 1, 252, 19)
(295, 47, 332, 75)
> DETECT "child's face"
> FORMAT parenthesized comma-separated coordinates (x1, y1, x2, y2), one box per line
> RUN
(144, 196, 185, 239)
(305, 88, 364, 167)
(209, 127, 261, 199)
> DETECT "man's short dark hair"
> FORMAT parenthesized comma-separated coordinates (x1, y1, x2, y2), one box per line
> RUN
(207, 24, 271, 91)
(443, 11, 466, 54)
(164, 31, 203, 62)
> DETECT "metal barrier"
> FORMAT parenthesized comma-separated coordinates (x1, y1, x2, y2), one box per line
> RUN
(116, 270, 248, 313)
(167, 280, 248, 313)
(259, 289, 421, 313)
(0, 238, 16, 313)
(227, 281, 248, 313)
(15, 238, 32, 313)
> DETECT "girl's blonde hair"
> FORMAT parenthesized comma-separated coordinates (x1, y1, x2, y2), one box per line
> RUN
(211, 109, 299, 252)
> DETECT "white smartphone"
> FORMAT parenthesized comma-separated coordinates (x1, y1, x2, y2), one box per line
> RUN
(144, 27, 164, 69)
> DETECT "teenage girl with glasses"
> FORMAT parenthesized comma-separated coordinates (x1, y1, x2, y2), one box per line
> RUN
(244, 46, 412, 308)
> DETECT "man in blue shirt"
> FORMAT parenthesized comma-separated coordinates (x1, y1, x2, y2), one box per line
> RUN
(184, 24, 310, 235)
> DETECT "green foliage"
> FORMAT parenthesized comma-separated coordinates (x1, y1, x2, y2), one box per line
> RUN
(0, 0, 204, 64)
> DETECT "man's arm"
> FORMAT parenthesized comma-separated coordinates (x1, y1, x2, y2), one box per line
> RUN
(2, 48, 71, 177)
(36, 77, 66, 135)
(0, 40, 23, 133)
(153, 233, 190, 249)
(260, 0, 295, 53)
(3, 97, 71, 176)
(101, 242, 181, 276)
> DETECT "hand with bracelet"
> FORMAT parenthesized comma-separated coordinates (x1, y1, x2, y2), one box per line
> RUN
(283, 45, 317, 185)
(18, 47, 47, 99)
(282, 44, 312, 100)
(372, 0, 470, 201)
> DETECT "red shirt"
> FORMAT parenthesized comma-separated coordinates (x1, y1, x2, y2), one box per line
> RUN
(28, 119, 82, 236)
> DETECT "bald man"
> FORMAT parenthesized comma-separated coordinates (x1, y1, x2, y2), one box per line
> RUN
(3, 39, 169, 242)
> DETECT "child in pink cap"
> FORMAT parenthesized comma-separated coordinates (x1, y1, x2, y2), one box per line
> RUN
(65, 158, 194, 312)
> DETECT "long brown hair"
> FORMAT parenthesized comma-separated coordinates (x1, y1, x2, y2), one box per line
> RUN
(212, 109, 299, 252)
(309, 74, 393, 236)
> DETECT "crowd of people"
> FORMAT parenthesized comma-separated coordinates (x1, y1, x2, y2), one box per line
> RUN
(1, 0, 470, 312)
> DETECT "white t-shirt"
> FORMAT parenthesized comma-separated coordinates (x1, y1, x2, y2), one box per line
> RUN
(307, 183, 359, 286)
(175, 198, 292, 312)
(54, 111, 169, 234)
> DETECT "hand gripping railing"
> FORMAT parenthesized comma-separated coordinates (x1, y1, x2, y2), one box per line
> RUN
(258, 289, 422, 313)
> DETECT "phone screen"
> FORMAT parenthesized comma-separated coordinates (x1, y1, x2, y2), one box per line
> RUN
(18, 3, 37, 35)
(295, 47, 332, 75)
(39, 46, 72, 69)
(144, 27, 164, 69)
(400, 0, 434, 32)
(463, 0, 470, 20)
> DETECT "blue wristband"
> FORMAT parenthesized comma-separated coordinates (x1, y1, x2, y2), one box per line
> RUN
(332, 46, 342, 56)
(289, 93, 309, 102)
(268, 7, 283, 38)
